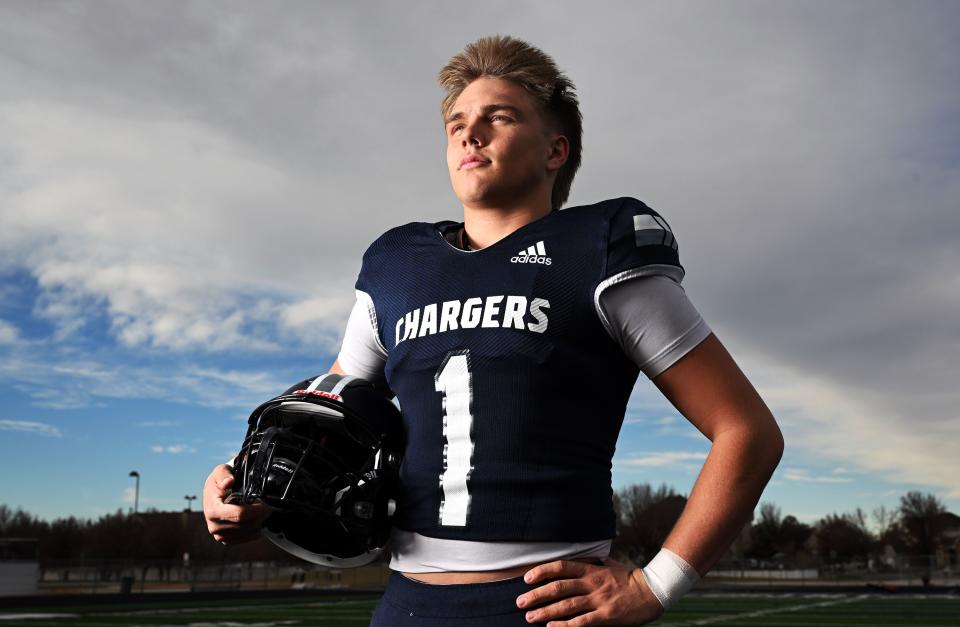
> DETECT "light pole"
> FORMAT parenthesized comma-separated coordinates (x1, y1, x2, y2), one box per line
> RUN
(184, 495, 197, 512)
(128, 470, 140, 515)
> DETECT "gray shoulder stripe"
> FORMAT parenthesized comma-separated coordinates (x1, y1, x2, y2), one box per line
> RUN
(633, 214, 662, 232)
(652, 214, 673, 233)
(331, 374, 357, 396)
(635, 229, 669, 247)
(664, 231, 677, 250)
(307, 372, 342, 393)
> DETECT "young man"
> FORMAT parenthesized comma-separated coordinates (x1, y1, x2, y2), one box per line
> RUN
(204, 36, 784, 626)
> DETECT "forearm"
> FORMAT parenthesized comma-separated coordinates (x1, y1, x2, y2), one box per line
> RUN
(661, 424, 783, 576)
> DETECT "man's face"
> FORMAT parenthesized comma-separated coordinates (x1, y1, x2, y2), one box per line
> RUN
(445, 77, 564, 210)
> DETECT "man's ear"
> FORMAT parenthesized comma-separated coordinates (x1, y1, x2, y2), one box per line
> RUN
(546, 134, 569, 172)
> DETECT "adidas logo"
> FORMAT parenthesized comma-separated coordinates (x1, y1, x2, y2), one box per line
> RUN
(511, 240, 552, 265)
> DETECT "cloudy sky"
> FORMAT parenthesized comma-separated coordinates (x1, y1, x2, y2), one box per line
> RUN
(1, 1, 957, 527)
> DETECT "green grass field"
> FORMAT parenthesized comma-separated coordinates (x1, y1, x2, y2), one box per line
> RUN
(0, 592, 957, 626)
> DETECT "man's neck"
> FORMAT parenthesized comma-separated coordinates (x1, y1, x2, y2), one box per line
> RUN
(461, 201, 552, 250)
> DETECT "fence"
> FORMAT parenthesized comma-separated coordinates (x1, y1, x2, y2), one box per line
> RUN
(5, 553, 956, 596)
(35, 559, 390, 595)
(706, 553, 958, 588)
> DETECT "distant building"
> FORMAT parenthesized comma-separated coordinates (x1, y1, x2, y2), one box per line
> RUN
(0, 538, 39, 596)
(934, 511, 960, 571)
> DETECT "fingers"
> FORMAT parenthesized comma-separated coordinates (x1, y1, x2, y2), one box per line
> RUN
(553, 609, 606, 627)
(208, 498, 270, 526)
(517, 561, 647, 625)
(209, 514, 269, 545)
(216, 472, 235, 493)
(211, 527, 263, 545)
(205, 501, 270, 545)
(203, 465, 234, 505)
(524, 560, 589, 585)
(521, 592, 592, 625)
(203, 463, 270, 546)
(520, 566, 664, 626)
(517, 576, 588, 609)
(209, 499, 269, 525)
(203, 467, 234, 522)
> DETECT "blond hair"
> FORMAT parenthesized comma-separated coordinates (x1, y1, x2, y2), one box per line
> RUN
(438, 35, 582, 211)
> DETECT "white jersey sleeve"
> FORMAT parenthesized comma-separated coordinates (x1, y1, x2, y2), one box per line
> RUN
(597, 275, 711, 378)
(336, 290, 388, 387)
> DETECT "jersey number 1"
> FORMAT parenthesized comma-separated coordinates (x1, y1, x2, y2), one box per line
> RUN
(435, 350, 473, 527)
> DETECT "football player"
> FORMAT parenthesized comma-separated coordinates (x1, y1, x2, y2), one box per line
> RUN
(203, 36, 784, 626)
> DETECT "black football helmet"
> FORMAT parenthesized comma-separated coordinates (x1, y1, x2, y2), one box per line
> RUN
(229, 373, 403, 567)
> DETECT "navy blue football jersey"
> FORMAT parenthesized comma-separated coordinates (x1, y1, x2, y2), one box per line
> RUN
(355, 197, 683, 542)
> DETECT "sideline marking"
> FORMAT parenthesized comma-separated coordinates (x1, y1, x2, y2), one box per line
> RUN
(82, 598, 375, 617)
(675, 593, 869, 625)
(0, 614, 78, 621)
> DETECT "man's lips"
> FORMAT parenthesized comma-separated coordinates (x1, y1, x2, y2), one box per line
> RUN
(459, 155, 491, 170)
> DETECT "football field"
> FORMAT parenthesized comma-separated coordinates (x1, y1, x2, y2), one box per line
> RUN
(0, 592, 958, 626)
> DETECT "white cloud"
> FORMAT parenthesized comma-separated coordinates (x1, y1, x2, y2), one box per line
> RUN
(615, 451, 708, 468)
(0, 320, 19, 344)
(0, 419, 61, 437)
(781, 468, 854, 484)
(277, 296, 350, 352)
(136, 420, 181, 428)
(0, 350, 289, 410)
(622, 413, 680, 427)
(0, 99, 355, 353)
(151, 444, 195, 454)
(740, 348, 960, 499)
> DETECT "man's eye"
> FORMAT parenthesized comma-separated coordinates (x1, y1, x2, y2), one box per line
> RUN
(450, 124, 464, 134)
(492, 115, 511, 122)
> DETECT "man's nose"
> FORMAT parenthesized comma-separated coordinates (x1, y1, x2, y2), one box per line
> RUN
(461, 121, 485, 147)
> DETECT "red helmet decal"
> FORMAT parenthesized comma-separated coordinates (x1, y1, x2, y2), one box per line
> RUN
(292, 389, 344, 402)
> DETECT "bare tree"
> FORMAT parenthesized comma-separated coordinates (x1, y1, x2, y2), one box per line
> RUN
(777, 515, 813, 563)
(898, 491, 947, 555)
(746, 501, 785, 561)
(611, 483, 685, 566)
(759, 502, 782, 528)
(814, 512, 873, 564)
(872, 505, 899, 537)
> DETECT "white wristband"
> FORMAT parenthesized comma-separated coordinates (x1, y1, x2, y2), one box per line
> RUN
(640, 548, 700, 611)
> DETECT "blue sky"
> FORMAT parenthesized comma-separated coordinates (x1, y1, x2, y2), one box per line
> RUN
(1, 1, 958, 528)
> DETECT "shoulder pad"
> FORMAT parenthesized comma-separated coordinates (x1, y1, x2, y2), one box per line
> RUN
(603, 197, 683, 283)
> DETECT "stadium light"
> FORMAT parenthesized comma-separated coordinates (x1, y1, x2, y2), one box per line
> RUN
(184, 494, 197, 512)
(128, 470, 140, 514)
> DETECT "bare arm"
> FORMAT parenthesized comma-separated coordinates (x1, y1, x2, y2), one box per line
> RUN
(516, 332, 783, 625)
(652, 333, 784, 576)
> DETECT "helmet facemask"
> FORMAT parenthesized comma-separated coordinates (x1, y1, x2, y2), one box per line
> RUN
(229, 375, 403, 566)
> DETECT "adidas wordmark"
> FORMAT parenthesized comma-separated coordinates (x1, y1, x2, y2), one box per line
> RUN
(511, 240, 552, 265)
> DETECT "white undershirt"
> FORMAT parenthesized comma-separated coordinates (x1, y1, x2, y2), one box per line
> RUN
(336, 274, 711, 572)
